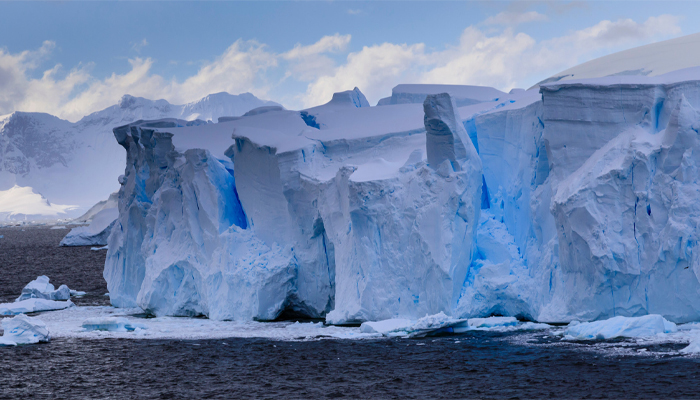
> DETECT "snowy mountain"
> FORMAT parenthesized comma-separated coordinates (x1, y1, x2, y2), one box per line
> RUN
(0, 92, 281, 221)
(534, 32, 700, 87)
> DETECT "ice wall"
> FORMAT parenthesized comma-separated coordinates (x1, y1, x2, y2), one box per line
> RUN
(548, 96, 700, 322)
(104, 119, 298, 319)
(105, 68, 700, 325)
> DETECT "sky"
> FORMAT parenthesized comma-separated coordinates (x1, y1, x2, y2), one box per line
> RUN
(0, 1, 698, 122)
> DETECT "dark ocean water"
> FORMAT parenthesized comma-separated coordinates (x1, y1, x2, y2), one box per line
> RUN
(1, 226, 700, 400)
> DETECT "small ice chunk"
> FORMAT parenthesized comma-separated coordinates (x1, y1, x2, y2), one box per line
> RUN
(468, 316, 519, 329)
(50, 226, 66, 230)
(0, 298, 74, 315)
(70, 290, 87, 297)
(564, 315, 677, 340)
(360, 312, 465, 337)
(90, 245, 108, 251)
(81, 317, 144, 332)
(16, 276, 71, 301)
(0, 314, 50, 346)
(681, 336, 700, 354)
(360, 318, 413, 334)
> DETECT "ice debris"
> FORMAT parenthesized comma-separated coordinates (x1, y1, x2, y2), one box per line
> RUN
(564, 315, 677, 340)
(0, 314, 50, 346)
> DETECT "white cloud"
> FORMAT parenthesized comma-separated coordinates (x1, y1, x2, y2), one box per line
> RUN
(483, 11, 548, 26)
(301, 42, 427, 107)
(282, 34, 351, 82)
(282, 34, 351, 60)
(0, 14, 685, 119)
(131, 38, 148, 53)
(300, 15, 683, 107)
(0, 40, 277, 122)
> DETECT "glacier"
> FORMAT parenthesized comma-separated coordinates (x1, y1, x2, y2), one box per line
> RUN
(98, 45, 700, 326)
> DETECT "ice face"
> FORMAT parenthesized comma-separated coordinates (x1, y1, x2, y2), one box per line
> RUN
(104, 68, 700, 325)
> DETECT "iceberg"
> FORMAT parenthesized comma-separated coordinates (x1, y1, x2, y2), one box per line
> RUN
(564, 315, 677, 340)
(16, 275, 71, 301)
(101, 36, 700, 328)
(0, 314, 50, 346)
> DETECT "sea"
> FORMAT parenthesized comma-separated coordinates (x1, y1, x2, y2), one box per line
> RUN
(1, 226, 699, 399)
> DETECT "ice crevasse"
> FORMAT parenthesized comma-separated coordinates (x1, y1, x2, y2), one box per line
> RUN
(104, 68, 700, 325)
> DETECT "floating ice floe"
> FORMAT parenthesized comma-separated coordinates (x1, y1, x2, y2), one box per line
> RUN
(361, 312, 466, 337)
(15, 276, 86, 302)
(82, 317, 145, 332)
(90, 245, 108, 251)
(563, 315, 678, 340)
(360, 314, 552, 337)
(0, 314, 50, 346)
(0, 298, 75, 315)
(49, 225, 66, 230)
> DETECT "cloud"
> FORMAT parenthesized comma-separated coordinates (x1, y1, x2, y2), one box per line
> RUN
(131, 38, 148, 53)
(299, 15, 683, 107)
(0, 14, 685, 119)
(282, 34, 351, 60)
(483, 11, 548, 26)
(347, 9, 362, 15)
(0, 40, 277, 122)
(301, 42, 427, 107)
(281, 34, 351, 82)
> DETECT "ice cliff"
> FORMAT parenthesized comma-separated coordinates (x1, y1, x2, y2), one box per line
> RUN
(105, 66, 700, 325)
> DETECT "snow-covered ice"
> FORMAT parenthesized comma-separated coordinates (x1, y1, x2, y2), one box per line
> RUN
(0, 298, 74, 315)
(0, 314, 50, 346)
(563, 315, 678, 340)
(35, 306, 366, 341)
(360, 312, 466, 337)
